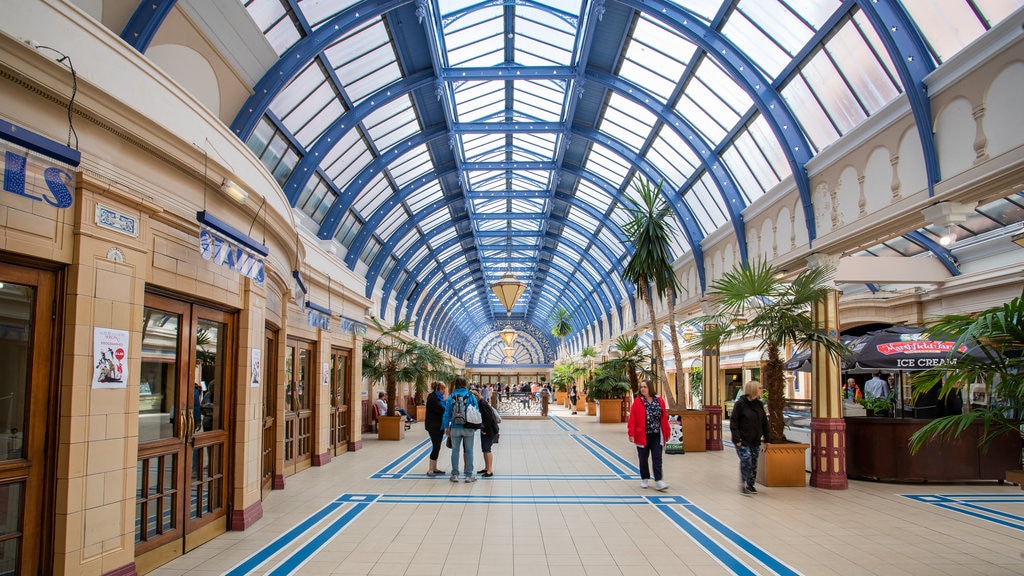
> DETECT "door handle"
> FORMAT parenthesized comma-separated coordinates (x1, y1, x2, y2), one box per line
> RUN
(178, 409, 187, 439)
(185, 410, 195, 444)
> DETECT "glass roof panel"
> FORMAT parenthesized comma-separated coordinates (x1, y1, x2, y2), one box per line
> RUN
(681, 173, 727, 239)
(406, 181, 445, 213)
(618, 15, 689, 101)
(352, 174, 392, 215)
(781, 74, 840, 152)
(362, 96, 419, 153)
(324, 21, 401, 105)
(901, 0, 997, 63)
(565, 204, 599, 230)
(445, 8, 504, 68)
(800, 49, 866, 136)
(827, 18, 901, 115)
(720, 9, 791, 80)
(460, 133, 503, 161)
(583, 143, 630, 190)
(420, 207, 451, 232)
(573, 180, 614, 212)
(599, 94, 657, 153)
(512, 81, 565, 123)
(735, 0, 826, 57)
(244, 0, 300, 54)
(274, 77, 343, 149)
(298, 0, 362, 27)
(514, 9, 575, 66)
(452, 81, 505, 123)
(646, 129, 699, 191)
(377, 206, 409, 240)
(322, 131, 371, 192)
(385, 145, 433, 189)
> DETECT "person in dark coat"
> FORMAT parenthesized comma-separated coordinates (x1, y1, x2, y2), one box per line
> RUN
(424, 381, 447, 476)
(473, 389, 500, 477)
(729, 380, 769, 495)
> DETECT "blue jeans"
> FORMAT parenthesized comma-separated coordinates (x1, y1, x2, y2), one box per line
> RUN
(735, 443, 759, 488)
(449, 427, 476, 478)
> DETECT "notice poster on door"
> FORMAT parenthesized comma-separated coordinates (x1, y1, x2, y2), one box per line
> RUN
(251, 348, 262, 388)
(322, 362, 330, 386)
(93, 328, 129, 388)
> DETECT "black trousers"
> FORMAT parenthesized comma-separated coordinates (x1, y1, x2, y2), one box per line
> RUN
(636, 431, 664, 481)
(428, 428, 445, 461)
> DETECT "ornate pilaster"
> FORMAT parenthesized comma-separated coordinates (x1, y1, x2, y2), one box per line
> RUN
(702, 323, 723, 450)
(807, 259, 847, 489)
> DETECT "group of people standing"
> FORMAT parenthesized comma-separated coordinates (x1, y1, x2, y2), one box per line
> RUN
(424, 377, 501, 482)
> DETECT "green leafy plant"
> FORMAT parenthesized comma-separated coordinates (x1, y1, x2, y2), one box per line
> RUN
(362, 318, 450, 415)
(907, 289, 1024, 454)
(549, 307, 573, 357)
(689, 366, 703, 408)
(690, 259, 849, 443)
(585, 367, 631, 400)
(858, 394, 892, 416)
(601, 334, 652, 395)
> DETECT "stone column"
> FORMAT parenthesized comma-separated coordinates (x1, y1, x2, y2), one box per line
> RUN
(807, 254, 847, 489)
(702, 322, 723, 450)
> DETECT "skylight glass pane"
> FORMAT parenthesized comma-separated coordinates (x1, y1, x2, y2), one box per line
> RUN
(377, 206, 409, 240)
(387, 146, 432, 188)
(352, 174, 392, 215)
(298, 0, 361, 27)
(271, 63, 327, 127)
(729, 128, 779, 197)
(746, 115, 789, 182)
(618, 17, 688, 101)
(446, 8, 503, 67)
(513, 81, 565, 122)
(326, 22, 401, 105)
(406, 181, 444, 213)
(360, 237, 381, 265)
(721, 144, 763, 204)
(781, 74, 839, 152)
(736, 0, 820, 56)
(420, 207, 450, 232)
(363, 96, 418, 153)
(452, 81, 504, 122)
(901, 0, 989, 63)
(245, 0, 300, 54)
(599, 94, 656, 152)
(516, 132, 559, 161)
(683, 175, 727, 240)
(471, 199, 506, 214)
(333, 210, 361, 248)
(574, 180, 613, 212)
(584, 144, 630, 189)
(322, 130, 371, 191)
(565, 205, 599, 230)
(393, 228, 418, 254)
(281, 81, 343, 148)
(460, 133, 503, 161)
(510, 198, 545, 214)
(647, 129, 698, 191)
(720, 10, 789, 80)
(827, 19, 901, 114)
(801, 50, 865, 136)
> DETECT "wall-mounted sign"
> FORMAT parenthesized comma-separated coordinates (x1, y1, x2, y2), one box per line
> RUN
(2, 144, 74, 209)
(339, 316, 367, 336)
(96, 203, 138, 237)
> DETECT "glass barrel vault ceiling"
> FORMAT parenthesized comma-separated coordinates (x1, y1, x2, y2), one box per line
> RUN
(236, 0, 1022, 361)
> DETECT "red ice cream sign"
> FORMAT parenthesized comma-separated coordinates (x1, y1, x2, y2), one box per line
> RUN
(875, 340, 966, 355)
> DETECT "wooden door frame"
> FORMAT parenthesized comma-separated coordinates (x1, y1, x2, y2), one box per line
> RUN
(329, 347, 351, 456)
(261, 326, 278, 497)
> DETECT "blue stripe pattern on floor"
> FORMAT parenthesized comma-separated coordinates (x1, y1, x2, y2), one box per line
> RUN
(221, 493, 802, 576)
(903, 493, 1024, 532)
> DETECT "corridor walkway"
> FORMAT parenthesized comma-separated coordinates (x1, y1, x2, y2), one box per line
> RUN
(151, 405, 1024, 576)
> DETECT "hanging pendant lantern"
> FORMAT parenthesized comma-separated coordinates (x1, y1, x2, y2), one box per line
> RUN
(490, 269, 527, 313)
(499, 324, 517, 347)
(503, 345, 515, 361)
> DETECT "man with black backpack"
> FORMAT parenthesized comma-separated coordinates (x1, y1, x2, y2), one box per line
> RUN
(443, 377, 482, 482)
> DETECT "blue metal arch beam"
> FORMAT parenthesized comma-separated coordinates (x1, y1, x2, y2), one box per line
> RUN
(229, 0, 413, 140)
(903, 231, 960, 276)
(616, 0, 816, 246)
(377, 214, 471, 311)
(419, 271, 489, 349)
(120, 0, 177, 53)
(582, 70, 748, 265)
(280, 71, 436, 206)
(855, 0, 940, 194)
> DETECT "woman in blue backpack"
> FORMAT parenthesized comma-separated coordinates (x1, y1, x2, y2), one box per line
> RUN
(443, 377, 480, 483)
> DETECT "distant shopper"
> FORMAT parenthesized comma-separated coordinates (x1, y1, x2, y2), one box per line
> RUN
(844, 378, 862, 402)
(373, 391, 388, 416)
(443, 376, 481, 483)
(540, 384, 551, 416)
(569, 384, 579, 414)
(730, 380, 769, 495)
(424, 382, 447, 477)
(627, 380, 670, 491)
(864, 372, 889, 399)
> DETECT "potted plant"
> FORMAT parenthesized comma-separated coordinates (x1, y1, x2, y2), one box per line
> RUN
(858, 393, 893, 417)
(362, 318, 449, 440)
(586, 367, 631, 423)
(691, 259, 849, 486)
(907, 288, 1023, 484)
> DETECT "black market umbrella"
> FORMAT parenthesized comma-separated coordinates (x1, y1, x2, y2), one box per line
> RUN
(784, 335, 856, 372)
(847, 326, 983, 371)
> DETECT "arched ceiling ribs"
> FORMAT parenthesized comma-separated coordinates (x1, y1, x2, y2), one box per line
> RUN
(616, 0, 816, 246)
(120, 0, 176, 53)
(230, 0, 413, 140)
(376, 212, 471, 306)
(280, 71, 436, 206)
(854, 0, 939, 194)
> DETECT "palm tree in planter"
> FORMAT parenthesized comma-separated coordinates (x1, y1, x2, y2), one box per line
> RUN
(587, 364, 632, 423)
(691, 259, 848, 444)
(549, 307, 573, 358)
(410, 341, 452, 419)
(362, 317, 440, 439)
(600, 334, 653, 422)
(621, 178, 685, 408)
(907, 289, 1023, 480)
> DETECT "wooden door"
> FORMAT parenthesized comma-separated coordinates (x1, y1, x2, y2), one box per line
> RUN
(135, 294, 233, 571)
(0, 262, 57, 575)
(283, 338, 314, 475)
(329, 348, 351, 455)
(260, 328, 278, 496)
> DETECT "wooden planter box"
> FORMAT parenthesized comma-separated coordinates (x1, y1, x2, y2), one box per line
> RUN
(1007, 470, 1024, 490)
(586, 401, 597, 416)
(377, 415, 405, 441)
(556, 391, 567, 406)
(679, 410, 708, 453)
(598, 398, 624, 423)
(756, 442, 809, 487)
(415, 405, 426, 421)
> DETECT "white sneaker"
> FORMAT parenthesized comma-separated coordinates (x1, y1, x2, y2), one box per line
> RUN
(640, 479, 649, 489)
(655, 480, 668, 491)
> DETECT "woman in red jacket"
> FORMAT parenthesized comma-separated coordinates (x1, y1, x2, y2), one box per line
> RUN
(627, 379, 670, 490)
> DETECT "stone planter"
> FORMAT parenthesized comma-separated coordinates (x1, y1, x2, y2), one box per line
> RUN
(598, 398, 624, 423)
(377, 415, 405, 441)
(756, 442, 809, 487)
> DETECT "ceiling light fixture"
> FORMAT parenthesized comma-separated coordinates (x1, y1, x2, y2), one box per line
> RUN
(490, 217, 527, 314)
(938, 226, 956, 247)
(220, 179, 248, 204)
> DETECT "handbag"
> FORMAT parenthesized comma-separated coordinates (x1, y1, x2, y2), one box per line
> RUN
(465, 404, 483, 425)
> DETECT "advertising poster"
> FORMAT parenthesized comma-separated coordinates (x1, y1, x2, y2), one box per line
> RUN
(665, 415, 684, 454)
(93, 328, 129, 389)
(251, 348, 262, 388)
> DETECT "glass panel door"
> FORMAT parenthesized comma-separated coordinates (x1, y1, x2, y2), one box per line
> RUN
(329, 348, 350, 455)
(261, 328, 278, 496)
(0, 263, 56, 575)
(283, 338, 314, 475)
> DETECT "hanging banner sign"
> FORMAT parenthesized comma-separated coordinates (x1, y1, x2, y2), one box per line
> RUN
(339, 316, 367, 336)
(199, 228, 265, 285)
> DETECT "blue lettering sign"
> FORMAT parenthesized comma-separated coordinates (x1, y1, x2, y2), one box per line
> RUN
(3, 150, 74, 207)
(199, 229, 266, 285)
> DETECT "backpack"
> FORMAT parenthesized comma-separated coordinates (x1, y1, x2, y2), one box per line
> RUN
(450, 393, 468, 426)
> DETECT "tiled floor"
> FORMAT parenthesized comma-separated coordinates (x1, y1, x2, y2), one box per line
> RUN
(150, 405, 1024, 575)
